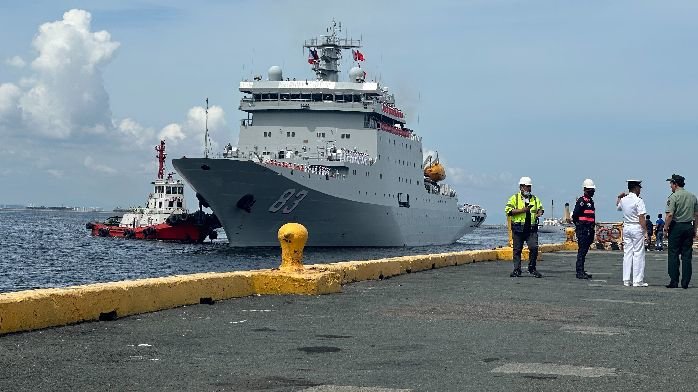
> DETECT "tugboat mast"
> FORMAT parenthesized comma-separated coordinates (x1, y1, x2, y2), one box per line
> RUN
(155, 140, 166, 180)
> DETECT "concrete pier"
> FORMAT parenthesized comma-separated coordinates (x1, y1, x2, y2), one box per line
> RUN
(1, 249, 695, 391)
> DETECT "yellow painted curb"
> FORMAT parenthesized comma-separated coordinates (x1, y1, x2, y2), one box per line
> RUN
(0, 269, 340, 335)
(0, 240, 575, 335)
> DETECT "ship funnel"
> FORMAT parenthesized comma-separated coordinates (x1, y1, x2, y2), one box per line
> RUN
(268, 66, 283, 81)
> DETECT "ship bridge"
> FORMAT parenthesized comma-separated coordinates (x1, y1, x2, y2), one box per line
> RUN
(239, 80, 407, 124)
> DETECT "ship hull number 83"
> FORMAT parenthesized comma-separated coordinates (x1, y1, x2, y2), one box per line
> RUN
(268, 189, 308, 214)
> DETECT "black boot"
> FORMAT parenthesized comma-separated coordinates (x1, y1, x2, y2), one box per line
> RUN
(576, 272, 592, 280)
(510, 269, 522, 278)
(528, 267, 543, 278)
(666, 281, 679, 288)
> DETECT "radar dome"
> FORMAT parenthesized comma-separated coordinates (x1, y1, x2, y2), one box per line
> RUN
(268, 66, 283, 81)
(348, 66, 365, 82)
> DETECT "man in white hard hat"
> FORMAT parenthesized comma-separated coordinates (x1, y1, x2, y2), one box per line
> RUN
(505, 176, 544, 278)
(572, 179, 596, 279)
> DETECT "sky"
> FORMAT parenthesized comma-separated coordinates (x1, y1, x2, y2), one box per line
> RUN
(1, 0, 697, 223)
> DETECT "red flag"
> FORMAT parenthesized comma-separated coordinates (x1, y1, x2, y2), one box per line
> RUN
(355, 50, 365, 61)
(308, 49, 319, 64)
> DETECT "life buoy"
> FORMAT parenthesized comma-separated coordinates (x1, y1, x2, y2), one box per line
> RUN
(98, 227, 110, 237)
(596, 228, 611, 242)
(609, 227, 621, 240)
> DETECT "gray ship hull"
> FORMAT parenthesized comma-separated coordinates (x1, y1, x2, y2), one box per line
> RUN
(173, 158, 485, 247)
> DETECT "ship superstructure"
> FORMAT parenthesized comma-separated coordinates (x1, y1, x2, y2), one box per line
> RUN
(173, 22, 486, 246)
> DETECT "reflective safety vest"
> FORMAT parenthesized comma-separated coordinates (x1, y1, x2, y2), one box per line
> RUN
(505, 193, 543, 225)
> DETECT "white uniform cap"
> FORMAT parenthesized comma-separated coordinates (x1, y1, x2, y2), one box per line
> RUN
(519, 176, 533, 186)
(582, 179, 596, 189)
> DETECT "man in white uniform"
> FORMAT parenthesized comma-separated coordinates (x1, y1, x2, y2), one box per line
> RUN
(617, 180, 649, 287)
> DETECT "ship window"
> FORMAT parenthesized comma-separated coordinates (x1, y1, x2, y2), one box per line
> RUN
(168, 201, 174, 207)
(364, 114, 370, 128)
(301, 93, 311, 101)
(312, 93, 322, 101)
(352, 170, 357, 175)
(159, 202, 162, 208)
(323, 94, 333, 101)
(380, 174, 382, 179)
(166, 186, 171, 194)
(287, 132, 291, 137)
(253, 94, 261, 101)
(354, 94, 361, 102)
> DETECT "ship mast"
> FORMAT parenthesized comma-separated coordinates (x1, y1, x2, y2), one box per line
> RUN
(303, 20, 361, 82)
(155, 140, 166, 180)
(204, 98, 210, 158)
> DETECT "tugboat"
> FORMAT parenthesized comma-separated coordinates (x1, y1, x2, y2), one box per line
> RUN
(86, 140, 221, 243)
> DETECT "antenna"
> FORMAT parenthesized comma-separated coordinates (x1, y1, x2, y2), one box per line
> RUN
(204, 98, 210, 158)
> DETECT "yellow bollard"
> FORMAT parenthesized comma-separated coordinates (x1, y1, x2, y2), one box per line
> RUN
(565, 227, 576, 243)
(278, 222, 308, 271)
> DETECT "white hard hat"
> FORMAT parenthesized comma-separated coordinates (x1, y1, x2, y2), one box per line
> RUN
(518, 176, 533, 186)
(582, 179, 596, 189)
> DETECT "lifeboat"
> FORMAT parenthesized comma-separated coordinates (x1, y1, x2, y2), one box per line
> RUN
(423, 153, 446, 182)
(424, 162, 446, 182)
(86, 140, 221, 243)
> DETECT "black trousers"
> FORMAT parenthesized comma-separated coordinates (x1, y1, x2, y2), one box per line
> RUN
(575, 225, 595, 274)
(512, 230, 538, 271)
(668, 222, 693, 286)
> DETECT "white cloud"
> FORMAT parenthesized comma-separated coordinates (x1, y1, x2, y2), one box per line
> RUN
(0, 9, 120, 139)
(84, 156, 116, 174)
(46, 169, 64, 178)
(159, 105, 226, 154)
(5, 56, 26, 68)
(0, 83, 21, 127)
(117, 118, 155, 147)
(158, 123, 185, 142)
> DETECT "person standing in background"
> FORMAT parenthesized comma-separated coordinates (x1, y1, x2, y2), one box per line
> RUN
(505, 177, 544, 278)
(664, 174, 698, 289)
(655, 214, 665, 251)
(572, 179, 596, 279)
(617, 180, 649, 287)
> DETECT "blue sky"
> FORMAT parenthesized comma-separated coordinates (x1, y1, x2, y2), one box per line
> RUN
(1, 0, 697, 223)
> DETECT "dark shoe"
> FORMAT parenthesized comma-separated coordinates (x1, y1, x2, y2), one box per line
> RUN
(528, 269, 543, 278)
(576, 272, 592, 280)
(510, 269, 521, 278)
(682, 284, 689, 289)
(666, 281, 679, 288)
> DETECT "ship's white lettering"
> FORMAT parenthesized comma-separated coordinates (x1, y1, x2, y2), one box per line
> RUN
(268, 189, 308, 214)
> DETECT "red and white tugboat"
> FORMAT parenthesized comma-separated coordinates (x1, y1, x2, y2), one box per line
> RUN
(86, 140, 221, 243)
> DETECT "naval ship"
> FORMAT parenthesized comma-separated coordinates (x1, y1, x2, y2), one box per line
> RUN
(173, 23, 486, 247)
